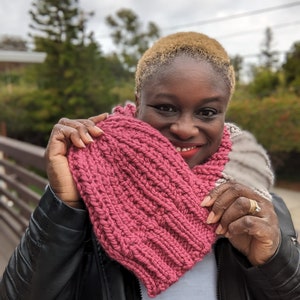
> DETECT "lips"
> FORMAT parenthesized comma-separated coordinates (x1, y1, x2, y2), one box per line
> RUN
(175, 146, 200, 159)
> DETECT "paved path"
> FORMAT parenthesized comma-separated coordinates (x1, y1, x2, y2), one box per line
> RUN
(1, 187, 300, 277)
(272, 187, 300, 234)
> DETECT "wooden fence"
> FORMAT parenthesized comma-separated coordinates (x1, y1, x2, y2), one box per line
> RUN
(0, 136, 47, 239)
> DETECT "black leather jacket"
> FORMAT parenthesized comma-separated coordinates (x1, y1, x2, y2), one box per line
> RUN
(1, 186, 300, 299)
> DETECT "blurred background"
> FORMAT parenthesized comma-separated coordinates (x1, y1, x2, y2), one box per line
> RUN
(0, 0, 300, 186)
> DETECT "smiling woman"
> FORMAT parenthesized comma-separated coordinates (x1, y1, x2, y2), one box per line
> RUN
(0, 31, 299, 300)
(135, 32, 235, 99)
(135, 55, 229, 168)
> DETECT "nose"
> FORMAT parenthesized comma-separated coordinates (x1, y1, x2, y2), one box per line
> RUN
(170, 116, 199, 140)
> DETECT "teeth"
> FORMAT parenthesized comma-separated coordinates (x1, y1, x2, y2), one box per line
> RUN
(176, 146, 196, 152)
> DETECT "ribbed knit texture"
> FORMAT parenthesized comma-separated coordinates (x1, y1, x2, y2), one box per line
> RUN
(222, 123, 274, 201)
(68, 104, 232, 297)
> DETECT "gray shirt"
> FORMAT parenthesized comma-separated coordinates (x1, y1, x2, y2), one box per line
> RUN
(140, 251, 217, 299)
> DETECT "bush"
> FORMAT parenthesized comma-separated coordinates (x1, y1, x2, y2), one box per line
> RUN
(227, 95, 300, 152)
(226, 94, 300, 176)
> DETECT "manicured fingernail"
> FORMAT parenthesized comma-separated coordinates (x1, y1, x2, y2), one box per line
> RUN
(225, 231, 231, 238)
(79, 139, 86, 148)
(216, 224, 224, 235)
(86, 133, 94, 142)
(201, 195, 211, 207)
(94, 126, 103, 134)
(206, 211, 215, 224)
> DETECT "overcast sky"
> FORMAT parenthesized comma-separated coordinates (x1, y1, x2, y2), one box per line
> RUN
(1, 0, 300, 65)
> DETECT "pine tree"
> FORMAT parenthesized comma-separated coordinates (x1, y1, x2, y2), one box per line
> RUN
(106, 8, 160, 72)
(282, 42, 300, 95)
(29, 0, 116, 117)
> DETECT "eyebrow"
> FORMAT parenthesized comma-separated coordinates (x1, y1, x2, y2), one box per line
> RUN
(154, 93, 224, 104)
(200, 96, 224, 104)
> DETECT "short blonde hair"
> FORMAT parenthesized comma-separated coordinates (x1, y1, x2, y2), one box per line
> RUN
(135, 32, 235, 97)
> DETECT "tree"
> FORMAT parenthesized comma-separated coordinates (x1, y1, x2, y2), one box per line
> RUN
(230, 54, 243, 84)
(0, 36, 27, 51)
(106, 8, 160, 72)
(248, 66, 280, 98)
(247, 28, 280, 98)
(29, 0, 93, 95)
(3, 0, 120, 145)
(282, 41, 300, 95)
(259, 27, 278, 71)
(28, 0, 117, 118)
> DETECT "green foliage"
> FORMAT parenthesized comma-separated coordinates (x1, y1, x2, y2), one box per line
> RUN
(29, 0, 110, 108)
(226, 95, 300, 154)
(106, 8, 160, 72)
(0, 0, 125, 146)
(282, 41, 300, 95)
(247, 67, 280, 98)
(227, 94, 300, 177)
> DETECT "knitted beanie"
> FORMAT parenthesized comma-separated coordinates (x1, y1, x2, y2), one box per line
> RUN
(68, 104, 232, 297)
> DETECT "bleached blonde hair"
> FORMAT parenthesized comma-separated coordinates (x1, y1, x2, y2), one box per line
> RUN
(135, 31, 235, 97)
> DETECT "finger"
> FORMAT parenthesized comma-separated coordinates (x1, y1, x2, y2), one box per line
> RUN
(88, 112, 109, 124)
(205, 182, 266, 224)
(53, 124, 86, 149)
(220, 197, 277, 234)
(215, 196, 250, 234)
(201, 182, 232, 207)
(206, 184, 244, 224)
(58, 118, 104, 144)
(202, 181, 264, 208)
(226, 215, 276, 239)
(226, 215, 280, 260)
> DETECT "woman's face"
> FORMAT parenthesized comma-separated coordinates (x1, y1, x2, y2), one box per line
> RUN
(135, 56, 231, 168)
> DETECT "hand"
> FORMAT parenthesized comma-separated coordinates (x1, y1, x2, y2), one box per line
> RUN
(201, 182, 280, 266)
(44, 113, 108, 207)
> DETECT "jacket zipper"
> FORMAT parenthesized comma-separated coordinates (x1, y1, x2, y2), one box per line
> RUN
(92, 231, 112, 300)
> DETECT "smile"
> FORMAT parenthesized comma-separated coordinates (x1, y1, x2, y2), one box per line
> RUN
(175, 146, 197, 152)
(174, 145, 200, 160)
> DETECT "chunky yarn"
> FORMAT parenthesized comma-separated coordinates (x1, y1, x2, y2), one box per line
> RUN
(68, 104, 232, 297)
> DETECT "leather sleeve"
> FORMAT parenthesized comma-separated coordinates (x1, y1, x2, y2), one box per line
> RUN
(0, 186, 89, 300)
(244, 194, 300, 299)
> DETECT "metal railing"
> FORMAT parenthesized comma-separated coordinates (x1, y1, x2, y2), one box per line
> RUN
(0, 136, 47, 238)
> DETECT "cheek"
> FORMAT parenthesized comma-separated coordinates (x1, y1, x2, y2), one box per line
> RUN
(139, 114, 162, 130)
(210, 122, 225, 148)
(135, 106, 162, 129)
(203, 119, 224, 146)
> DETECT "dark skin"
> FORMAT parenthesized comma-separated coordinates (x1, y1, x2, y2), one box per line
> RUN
(45, 55, 280, 266)
(135, 57, 229, 168)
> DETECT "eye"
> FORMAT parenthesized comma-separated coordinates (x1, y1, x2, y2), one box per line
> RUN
(196, 108, 217, 119)
(150, 104, 178, 113)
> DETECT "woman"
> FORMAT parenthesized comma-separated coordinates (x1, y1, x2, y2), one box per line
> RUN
(1, 32, 299, 299)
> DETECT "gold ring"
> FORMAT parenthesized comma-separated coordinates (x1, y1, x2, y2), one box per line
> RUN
(248, 199, 261, 215)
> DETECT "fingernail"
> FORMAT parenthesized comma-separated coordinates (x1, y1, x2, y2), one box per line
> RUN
(206, 211, 215, 224)
(86, 133, 94, 142)
(201, 195, 211, 207)
(216, 224, 224, 235)
(225, 231, 231, 238)
(94, 126, 103, 134)
(79, 139, 86, 148)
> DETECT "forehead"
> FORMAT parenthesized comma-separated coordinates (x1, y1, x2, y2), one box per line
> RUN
(142, 56, 230, 96)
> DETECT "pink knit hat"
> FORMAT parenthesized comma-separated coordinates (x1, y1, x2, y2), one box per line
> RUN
(68, 104, 231, 297)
